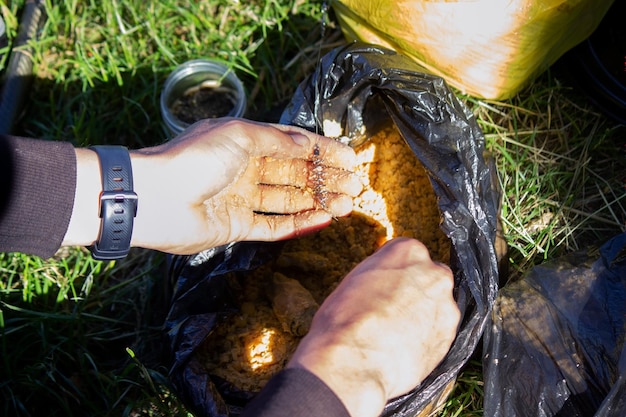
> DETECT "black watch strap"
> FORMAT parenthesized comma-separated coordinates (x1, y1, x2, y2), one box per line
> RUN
(89, 145, 138, 261)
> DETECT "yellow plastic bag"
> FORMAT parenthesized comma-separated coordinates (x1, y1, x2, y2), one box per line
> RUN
(331, 0, 614, 99)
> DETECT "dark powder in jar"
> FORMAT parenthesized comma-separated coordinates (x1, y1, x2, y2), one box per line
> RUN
(170, 83, 236, 123)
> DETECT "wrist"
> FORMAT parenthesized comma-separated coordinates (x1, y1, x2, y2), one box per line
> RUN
(63, 148, 167, 253)
(126, 150, 149, 249)
(127, 149, 183, 252)
(63, 148, 101, 247)
(287, 336, 388, 417)
(128, 150, 171, 251)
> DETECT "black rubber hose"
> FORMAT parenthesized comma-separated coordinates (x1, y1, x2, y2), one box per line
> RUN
(0, 15, 8, 58)
(0, 0, 46, 135)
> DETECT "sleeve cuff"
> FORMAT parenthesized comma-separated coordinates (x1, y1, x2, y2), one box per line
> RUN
(240, 367, 350, 417)
(0, 135, 77, 258)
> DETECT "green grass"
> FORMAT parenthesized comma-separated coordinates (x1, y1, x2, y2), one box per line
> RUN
(470, 73, 625, 280)
(12, 0, 331, 144)
(1, 0, 625, 416)
(438, 361, 483, 417)
(0, 248, 179, 416)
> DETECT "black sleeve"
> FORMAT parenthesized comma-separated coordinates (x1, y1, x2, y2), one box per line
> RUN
(0, 135, 76, 258)
(240, 368, 350, 417)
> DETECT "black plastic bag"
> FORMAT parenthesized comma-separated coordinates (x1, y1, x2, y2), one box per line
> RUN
(165, 42, 500, 417)
(484, 232, 626, 417)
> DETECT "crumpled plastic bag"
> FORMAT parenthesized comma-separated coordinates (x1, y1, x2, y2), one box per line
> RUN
(164, 43, 500, 417)
(330, 0, 614, 100)
(484, 232, 626, 417)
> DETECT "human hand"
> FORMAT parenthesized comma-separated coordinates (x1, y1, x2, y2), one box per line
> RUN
(64, 118, 360, 254)
(129, 118, 360, 254)
(286, 237, 460, 417)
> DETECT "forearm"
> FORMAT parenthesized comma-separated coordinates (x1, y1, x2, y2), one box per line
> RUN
(4, 120, 359, 258)
(64, 119, 360, 256)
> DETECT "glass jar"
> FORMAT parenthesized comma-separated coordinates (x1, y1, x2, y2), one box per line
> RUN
(160, 59, 247, 136)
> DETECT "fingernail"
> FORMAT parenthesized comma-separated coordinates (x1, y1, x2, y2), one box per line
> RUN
(328, 195, 353, 217)
(292, 133, 310, 147)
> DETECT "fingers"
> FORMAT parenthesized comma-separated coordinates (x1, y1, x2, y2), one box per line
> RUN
(255, 185, 353, 216)
(249, 124, 358, 171)
(242, 149, 361, 217)
(375, 238, 452, 274)
(244, 210, 334, 242)
(256, 157, 363, 196)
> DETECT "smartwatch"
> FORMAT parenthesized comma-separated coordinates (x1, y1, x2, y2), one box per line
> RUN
(89, 145, 138, 261)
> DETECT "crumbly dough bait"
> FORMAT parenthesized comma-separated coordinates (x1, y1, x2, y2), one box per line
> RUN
(197, 123, 451, 392)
